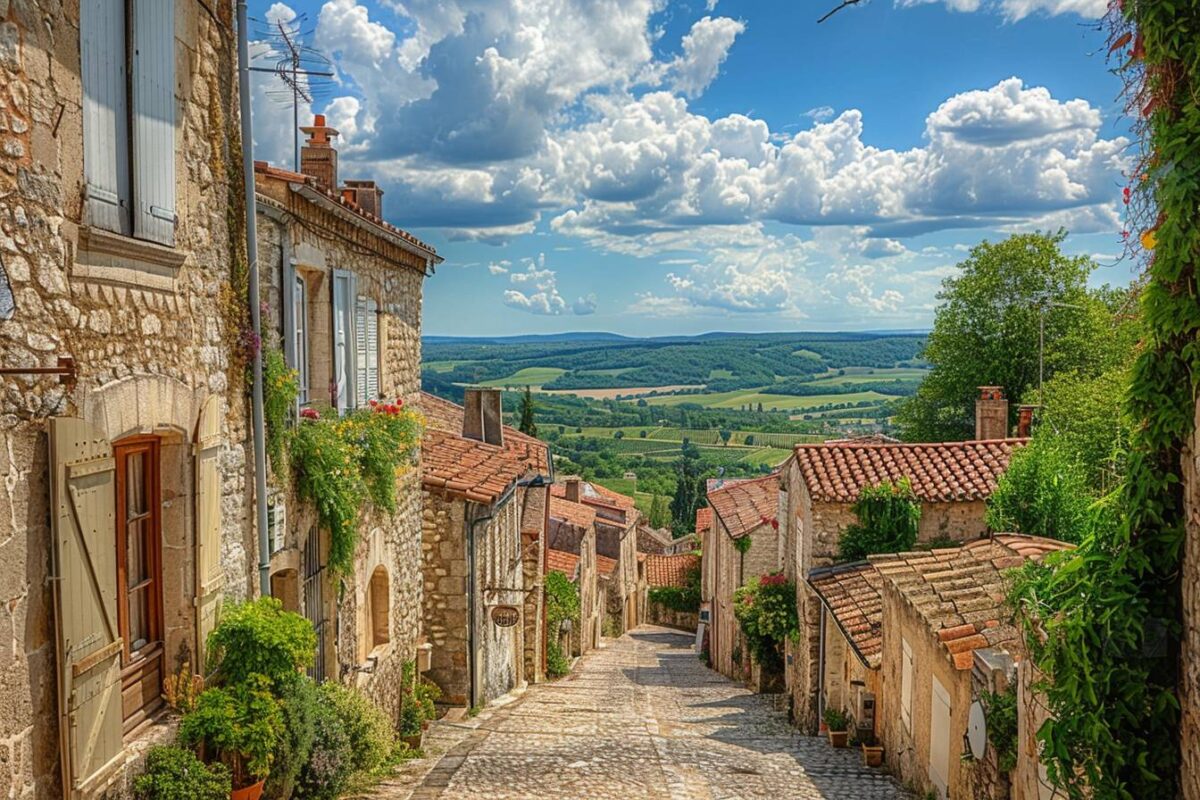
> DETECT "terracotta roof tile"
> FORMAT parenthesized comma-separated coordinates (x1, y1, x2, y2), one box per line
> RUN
(549, 496, 597, 530)
(550, 480, 637, 526)
(807, 556, 903, 668)
(792, 439, 1028, 503)
(707, 473, 780, 538)
(546, 549, 580, 580)
(644, 554, 700, 588)
(596, 554, 617, 577)
(419, 392, 550, 504)
(695, 507, 713, 535)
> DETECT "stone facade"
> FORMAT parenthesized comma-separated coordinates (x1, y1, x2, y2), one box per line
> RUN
(548, 514, 600, 655)
(1183, 398, 1200, 800)
(0, 2, 255, 796)
(708, 516, 781, 681)
(818, 608, 881, 734)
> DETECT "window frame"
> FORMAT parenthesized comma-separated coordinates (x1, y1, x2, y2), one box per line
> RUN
(113, 435, 164, 733)
(294, 273, 309, 404)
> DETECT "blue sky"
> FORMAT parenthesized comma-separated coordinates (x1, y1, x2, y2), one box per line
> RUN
(249, 0, 1134, 336)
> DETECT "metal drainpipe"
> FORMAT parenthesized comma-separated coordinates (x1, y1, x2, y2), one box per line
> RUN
(236, 1, 271, 597)
(817, 605, 826, 725)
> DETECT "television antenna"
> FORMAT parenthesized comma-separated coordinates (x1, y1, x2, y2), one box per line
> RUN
(248, 13, 334, 171)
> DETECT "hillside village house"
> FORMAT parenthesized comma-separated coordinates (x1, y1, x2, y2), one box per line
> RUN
(420, 389, 551, 708)
(548, 492, 601, 654)
(0, 2, 260, 795)
(551, 478, 640, 634)
(780, 402, 1027, 730)
(643, 553, 702, 631)
(877, 535, 1070, 800)
(704, 474, 783, 683)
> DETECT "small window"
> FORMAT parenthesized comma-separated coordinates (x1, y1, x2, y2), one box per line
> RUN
(294, 274, 309, 404)
(367, 566, 390, 652)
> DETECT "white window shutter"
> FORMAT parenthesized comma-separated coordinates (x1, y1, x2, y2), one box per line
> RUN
(48, 417, 124, 793)
(332, 271, 352, 413)
(194, 396, 224, 674)
(81, 0, 131, 235)
(132, 0, 177, 245)
(366, 300, 379, 400)
(355, 297, 368, 406)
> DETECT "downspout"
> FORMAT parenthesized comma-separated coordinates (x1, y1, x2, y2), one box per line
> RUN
(817, 605, 827, 725)
(237, 0, 271, 596)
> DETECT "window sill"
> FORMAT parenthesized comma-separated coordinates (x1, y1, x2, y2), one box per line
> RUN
(75, 225, 189, 289)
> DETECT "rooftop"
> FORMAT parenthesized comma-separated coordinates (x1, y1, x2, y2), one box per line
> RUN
(807, 559, 891, 668)
(419, 392, 551, 504)
(695, 507, 713, 535)
(644, 554, 700, 588)
(546, 549, 580, 580)
(549, 496, 597, 530)
(792, 438, 1028, 503)
(597, 553, 617, 577)
(707, 473, 780, 538)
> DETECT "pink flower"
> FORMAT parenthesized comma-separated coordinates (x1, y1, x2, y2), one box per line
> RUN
(300, 407, 320, 421)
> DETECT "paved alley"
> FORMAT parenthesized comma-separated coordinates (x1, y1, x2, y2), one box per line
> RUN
(375, 626, 910, 800)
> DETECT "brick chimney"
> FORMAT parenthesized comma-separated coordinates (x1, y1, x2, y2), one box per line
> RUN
(975, 386, 1009, 440)
(1016, 404, 1036, 438)
(300, 114, 339, 189)
(462, 388, 503, 447)
(565, 477, 582, 504)
(341, 179, 384, 218)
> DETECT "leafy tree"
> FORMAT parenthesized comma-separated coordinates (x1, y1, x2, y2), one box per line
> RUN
(614, 430, 624, 440)
(896, 232, 1131, 442)
(518, 386, 537, 437)
(744, 434, 755, 446)
(1032, 364, 1133, 492)
(719, 429, 732, 446)
(670, 448, 704, 536)
(648, 494, 670, 529)
(986, 436, 1093, 543)
(838, 478, 921, 561)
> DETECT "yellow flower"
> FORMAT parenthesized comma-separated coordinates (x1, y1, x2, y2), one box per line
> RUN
(1141, 229, 1157, 250)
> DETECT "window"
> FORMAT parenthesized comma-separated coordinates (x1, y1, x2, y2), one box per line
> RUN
(294, 274, 309, 403)
(901, 637, 913, 732)
(80, 0, 176, 245)
(355, 296, 380, 406)
(302, 529, 328, 682)
(366, 566, 390, 655)
(332, 271, 354, 413)
(114, 437, 164, 732)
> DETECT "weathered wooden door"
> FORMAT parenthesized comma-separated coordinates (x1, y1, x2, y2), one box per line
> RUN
(49, 417, 123, 796)
(929, 675, 952, 799)
(194, 396, 224, 673)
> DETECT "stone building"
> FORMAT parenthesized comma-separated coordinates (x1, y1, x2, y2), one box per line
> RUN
(780, 434, 1026, 730)
(547, 494, 600, 654)
(420, 389, 551, 708)
(551, 479, 640, 634)
(252, 115, 441, 724)
(0, 2, 257, 796)
(637, 523, 675, 555)
(876, 535, 1069, 800)
(643, 553, 701, 631)
(704, 474, 782, 683)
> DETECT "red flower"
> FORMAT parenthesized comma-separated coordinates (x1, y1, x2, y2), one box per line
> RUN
(1122, 186, 1131, 205)
(369, 398, 378, 407)
(771, 519, 780, 530)
(300, 407, 320, 421)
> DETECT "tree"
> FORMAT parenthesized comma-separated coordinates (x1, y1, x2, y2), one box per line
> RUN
(838, 479, 921, 561)
(518, 386, 537, 437)
(670, 448, 704, 536)
(719, 429, 732, 446)
(614, 430, 624, 440)
(648, 494, 669, 529)
(896, 232, 1132, 442)
(1033, 366, 1132, 492)
(985, 436, 1094, 543)
(744, 434, 755, 446)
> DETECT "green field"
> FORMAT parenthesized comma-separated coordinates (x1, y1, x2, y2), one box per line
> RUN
(806, 367, 929, 386)
(424, 360, 477, 373)
(643, 389, 893, 410)
(478, 367, 567, 387)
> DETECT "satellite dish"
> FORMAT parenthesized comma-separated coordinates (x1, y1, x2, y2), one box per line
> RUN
(967, 699, 988, 760)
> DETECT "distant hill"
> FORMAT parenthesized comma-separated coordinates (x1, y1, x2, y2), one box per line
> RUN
(423, 332, 635, 345)
(423, 329, 930, 346)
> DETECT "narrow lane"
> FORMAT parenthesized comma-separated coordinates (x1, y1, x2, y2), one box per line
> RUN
(378, 626, 911, 800)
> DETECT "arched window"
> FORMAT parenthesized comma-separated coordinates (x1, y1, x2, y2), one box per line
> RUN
(367, 566, 390, 652)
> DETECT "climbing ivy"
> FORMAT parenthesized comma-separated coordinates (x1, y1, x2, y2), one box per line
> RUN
(1008, 4, 1200, 798)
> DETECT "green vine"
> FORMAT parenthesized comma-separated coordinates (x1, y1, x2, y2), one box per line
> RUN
(838, 478, 920, 561)
(647, 563, 701, 613)
(1007, 4, 1200, 798)
(263, 346, 299, 479)
(981, 689, 1017, 774)
(545, 570, 580, 677)
(733, 534, 752, 555)
(290, 403, 423, 575)
(732, 573, 798, 671)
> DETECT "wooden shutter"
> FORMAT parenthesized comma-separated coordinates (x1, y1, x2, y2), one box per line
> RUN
(365, 300, 379, 400)
(194, 396, 224, 673)
(80, 0, 131, 235)
(131, 0, 177, 245)
(355, 297, 368, 405)
(901, 637, 913, 731)
(929, 675, 952, 798)
(49, 417, 123, 794)
(332, 271, 353, 413)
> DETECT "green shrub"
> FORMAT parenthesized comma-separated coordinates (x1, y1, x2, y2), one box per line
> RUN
(822, 707, 849, 732)
(263, 346, 298, 478)
(545, 569, 581, 677)
(178, 676, 284, 788)
(295, 682, 400, 799)
(986, 436, 1093, 543)
(983, 688, 1018, 773)
(134, 746, 231, 800)
(263, 673, 319, 800)
(838, 478, 920, 561)
(733, 574, 798, 672)
(294, 687, 354, 800)
(648, 563, 701, 613)
(399, 698, 423, 737)
(205, 597, 316, 687)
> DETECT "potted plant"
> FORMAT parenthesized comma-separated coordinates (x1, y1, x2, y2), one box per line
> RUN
(860, 731, 884, 767)
(399, 698, 424, 750)
(134, 745, 231, 800)
(823, 708, 850, 748)
(415, 678, 441, 731)
(179, 678, 284, 800)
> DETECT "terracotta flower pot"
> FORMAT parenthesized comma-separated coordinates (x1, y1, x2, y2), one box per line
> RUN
(402, 732, 423, 750)
(231, 779, 266, 800)
(862, 744, 884, 767)
(828, 730, 849, 748)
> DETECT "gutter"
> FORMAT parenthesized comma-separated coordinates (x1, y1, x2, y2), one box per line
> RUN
(236, 0, 271, 596)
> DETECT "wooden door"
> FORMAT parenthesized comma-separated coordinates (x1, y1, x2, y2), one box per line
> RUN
(194, 396, 224, 673)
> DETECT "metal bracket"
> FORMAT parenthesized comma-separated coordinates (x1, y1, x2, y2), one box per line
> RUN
(0, 356, 77, 387)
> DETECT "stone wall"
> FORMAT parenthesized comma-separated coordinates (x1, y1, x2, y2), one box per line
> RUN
(709, 518, 780, 682)
(0, 2, 251, 796)
(1182, 399, 1200, 800)
(475, 492, 524, 705)
(819, 608, 881, 734)
(646, 602, 698, 632)
(421, 491, 470, 705)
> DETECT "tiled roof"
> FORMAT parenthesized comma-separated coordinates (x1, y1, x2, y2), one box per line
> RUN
(546, 549, 579, 580)
(707, 473, 780, 538)
(807, 558, 895, 668)
(254, 161, 438, 258)
(792, 439, 1028, 503)
(876, 534, 1072, 670)
(551, 480, 636, 512)
(695, 507, 713, 534)
(549, 496, 596, 530)
(419, 392, 551, 504)
(597, 554, 617, 577)
(644, 554, 700, 588)
(521, 487, 546, 537)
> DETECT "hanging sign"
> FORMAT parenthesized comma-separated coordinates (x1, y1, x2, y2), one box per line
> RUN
(490, 605, 520, 628)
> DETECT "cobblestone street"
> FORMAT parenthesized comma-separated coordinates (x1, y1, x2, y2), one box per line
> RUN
(373, 626, 911, 800)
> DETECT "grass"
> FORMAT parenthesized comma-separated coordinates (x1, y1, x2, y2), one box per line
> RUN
(642, 389, 893, 410)
(805, 367, 929, 386)
(424, 360, 476, 373)
(739, 447, 795, 468)
(477, 367, 566, 387)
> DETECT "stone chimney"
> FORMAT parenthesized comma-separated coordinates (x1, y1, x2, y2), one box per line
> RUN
(462, 388, 503, 447)
(1016, 404, 1036, 438)
(565, 477, 582, 504)
(975, 386, 1009, 440)
(341, 179, 384, 218)
(300, 114, 339, 189)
